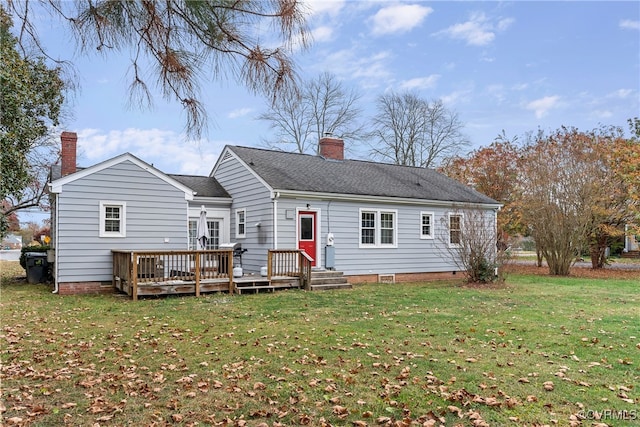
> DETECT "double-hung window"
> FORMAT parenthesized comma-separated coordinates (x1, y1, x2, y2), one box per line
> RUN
(99, 201, 126, 238)
(420, 212, 434, 239)
(359, 209, 397, 248)
(236, 208, 246, 238)
(449, 213, 462, 247)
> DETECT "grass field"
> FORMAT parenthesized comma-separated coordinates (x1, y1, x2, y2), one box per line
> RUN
(1, 261, 638, 426)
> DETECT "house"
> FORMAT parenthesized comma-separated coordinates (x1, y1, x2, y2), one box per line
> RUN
(623, 223, 640, 258)
(1, 234, 22, 250)
(48, 132, 501, 295)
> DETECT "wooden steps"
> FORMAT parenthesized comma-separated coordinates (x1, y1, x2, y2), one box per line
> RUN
(310, 270, 352, 291)
(233, 270, 352, 294)
(621, 250, 640, 259)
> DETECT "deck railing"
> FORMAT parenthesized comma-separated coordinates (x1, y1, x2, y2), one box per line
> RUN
(112, 250, 234, 301)
(267, 249, 313, 290)
(112, 249, 313, 299)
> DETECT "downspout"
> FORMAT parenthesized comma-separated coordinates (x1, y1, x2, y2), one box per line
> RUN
(52, 193, 59, 294)
(272, 191, 280, 249)
(494, 206, 501, 277)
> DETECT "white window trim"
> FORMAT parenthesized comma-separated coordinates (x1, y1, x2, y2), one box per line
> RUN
(359, 208, 398, 248)
(448, 212, 463, 248)
(420, 211, 434, 239)
(236, 208, 246, 239)
(99, 201, 126, 238)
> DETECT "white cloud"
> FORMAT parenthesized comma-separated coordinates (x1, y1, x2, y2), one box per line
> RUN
(75, 128, 227, 176)
(592, 110, 613, 119)
(305, 0, 346, 17)
(435, 12, 512, 46)
(321, 48, 394, 87)
(497, 17, 515, 31)
(311, 25, 334, 43)
(486, 84, 506, 103)
(399, 75, 440, 90)
(525, 95, 561, 118)
(620, 19, 640, 30)
(441, 88, 474, 106)
(609, 88, 633, 98)
(227, 108, 253, 119)
(370, 4, 433, 36)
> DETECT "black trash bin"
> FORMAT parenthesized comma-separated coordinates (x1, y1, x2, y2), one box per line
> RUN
(25, 252, 48, 284)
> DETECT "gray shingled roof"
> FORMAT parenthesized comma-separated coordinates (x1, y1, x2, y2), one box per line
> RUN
(229, 146, 498, 205)
(170, 174, 230, 198)
(51, 159, 229, 199)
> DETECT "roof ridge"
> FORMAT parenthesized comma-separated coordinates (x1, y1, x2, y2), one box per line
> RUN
(231, 145, 443, 172)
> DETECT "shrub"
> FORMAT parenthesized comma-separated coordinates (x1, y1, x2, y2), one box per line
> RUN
(19, 245, 50, 271)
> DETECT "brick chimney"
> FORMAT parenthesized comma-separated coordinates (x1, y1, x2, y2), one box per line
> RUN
(319, 135, 344, 160)
(60, 131, 77, 176)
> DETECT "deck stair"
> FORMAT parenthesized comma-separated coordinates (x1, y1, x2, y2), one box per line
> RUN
(621, 250, 640, 259)
(310, 269, 352, 291)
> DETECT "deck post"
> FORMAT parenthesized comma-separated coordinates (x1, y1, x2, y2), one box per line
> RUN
(227, 250, 234, 293)
(131, 252, 138, 302)
(300, 251, 313, 291)
(194, 252, 201, 297)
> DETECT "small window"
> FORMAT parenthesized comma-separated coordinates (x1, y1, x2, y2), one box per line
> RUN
(420, 212, 434, 239)
(236, 209, 246, 238)
(99, 201, 126, 238)
(300, 216, 314, 240)
(449, 214, 462, 246)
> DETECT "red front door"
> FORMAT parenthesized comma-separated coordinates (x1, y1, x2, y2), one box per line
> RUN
(298, 211, 317, 266)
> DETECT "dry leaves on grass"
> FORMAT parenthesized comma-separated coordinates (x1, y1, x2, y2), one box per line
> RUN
(504, 263, 640, 280)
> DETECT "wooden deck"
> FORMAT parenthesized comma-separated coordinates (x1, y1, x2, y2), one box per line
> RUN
(112, 249, 312, 300)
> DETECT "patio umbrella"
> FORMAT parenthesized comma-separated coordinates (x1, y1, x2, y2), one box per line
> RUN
(197, 206, 209, 250)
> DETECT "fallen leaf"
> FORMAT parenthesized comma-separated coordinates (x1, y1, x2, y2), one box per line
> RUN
(447, 405, 463, 417)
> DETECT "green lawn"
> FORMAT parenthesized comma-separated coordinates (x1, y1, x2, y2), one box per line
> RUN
(1, 264, 638, 426)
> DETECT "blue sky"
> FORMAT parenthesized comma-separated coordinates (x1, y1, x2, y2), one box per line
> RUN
(17, 1, 640, 224)
(46, 0, 640, 173)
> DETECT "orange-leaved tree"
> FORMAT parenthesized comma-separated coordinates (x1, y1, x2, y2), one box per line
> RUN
(440, 133, 524, 251)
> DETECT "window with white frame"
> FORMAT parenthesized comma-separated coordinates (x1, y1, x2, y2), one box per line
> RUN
(359, 209, 397, 247)
(99, 201, 126, 237)
(449, 213, 462, 246)
(188, 219, 220, 249)
(420, 212, 434, 239)
(236, 208, 246, 238)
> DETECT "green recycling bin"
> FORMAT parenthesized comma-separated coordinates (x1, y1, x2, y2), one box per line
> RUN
(25, 252, 48, 284)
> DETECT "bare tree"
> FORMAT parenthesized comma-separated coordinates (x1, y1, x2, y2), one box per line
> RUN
(258, 72, 365, 153)
(518, 128, 595, 275)
(439, 208, 502, 284)
(6, 0, 310, 139)
(370, 92, 468, 168)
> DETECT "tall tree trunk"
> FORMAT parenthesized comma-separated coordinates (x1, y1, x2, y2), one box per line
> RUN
(589, 234, 608, 269)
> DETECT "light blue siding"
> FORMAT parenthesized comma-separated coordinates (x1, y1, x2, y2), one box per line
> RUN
(273, 198, 497, 276)
(56, 160, 190, 283)
(213, 155, 274, 273)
